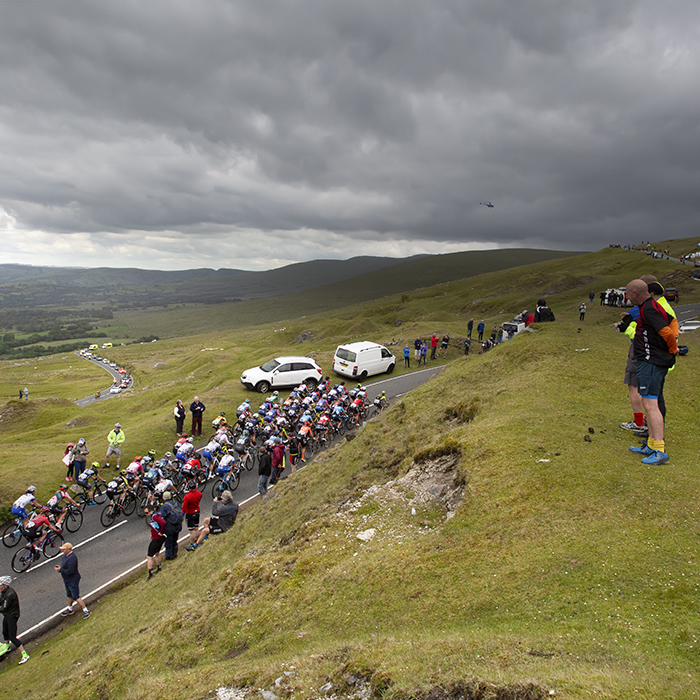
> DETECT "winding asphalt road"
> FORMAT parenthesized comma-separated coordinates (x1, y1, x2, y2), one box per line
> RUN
(3, 364, 444, 645)
(73, 351, 133, 407)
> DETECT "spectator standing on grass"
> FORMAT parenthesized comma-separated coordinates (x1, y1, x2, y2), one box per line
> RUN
(182, 480, 202, 548)
(63, 443, 75, 481)
(625, 278, 678, 465)
(430, 333, 438, 360)
(579, 303, 587, 321)
(467, 318, 474, 339)
(190, 396, 206, 437)
(18, 389, 22, 400)
(420, 342, 427, 365)
(464, 338, 471, 355)
(187, 491, 239, 550)
(55, 543, 90, 619)
(589, 291, 595, 304)
(0, 576, 29, 665)
(144, 506, 166, 579)
(70, 438, 90, 482)
(174, 400, 186, 436)
(441, 333, 450, 358)
(414, 337, 422, 361)
(105, 423, 125, 469)
(258, 445, 272, 498)
(23, 387, 28, 400)
(159, 492, 183, 560)
(403, 345, 410, 368)
(477, 320, 485, 341)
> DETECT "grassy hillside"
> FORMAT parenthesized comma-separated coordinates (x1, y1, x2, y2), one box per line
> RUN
(1, 245, 697, 509)
(3, 292, 700, 699)
(2, 244, 700, 698)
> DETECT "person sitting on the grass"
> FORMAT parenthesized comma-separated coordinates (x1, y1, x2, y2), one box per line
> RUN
(185, 490, 239, 550)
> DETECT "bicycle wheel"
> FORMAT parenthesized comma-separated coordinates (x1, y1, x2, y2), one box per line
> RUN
(64, 508, 83, 533)
(337, 420, 346, 436)
(2, 522, 22, 549)
(43, 532, 64, 558)
(211, 478, 223, 499)
(101, 504, 117, 528)
(136, 495, 148, 518)
(75, 493, 88, 512)
(93, 483, 108, 505)
(228, 469, 241, 492)
(245, 450, 255, 471)
(123, 492, 137, 516)
(12, 546, 34, 573)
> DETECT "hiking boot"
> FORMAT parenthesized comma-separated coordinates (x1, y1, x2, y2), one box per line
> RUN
(629, 444, 653, 455)
(642, 450, 669, 465)
(620, 420, 640, 431)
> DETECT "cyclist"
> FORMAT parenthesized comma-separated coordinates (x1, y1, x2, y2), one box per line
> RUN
(76, 462, 105, 503)
(201, 438, 221, 472)
(212, 411, 227, 431)
(105, 471, 132, 509)
(297, 423, 313, 462)
(23, 508, 61, 550)
(45, 485, 78, 528)
(11, 486, 39, 527)
(236, 399, 251, 417)
(375, 391, 389, 410)
(175, 437, 195, 463)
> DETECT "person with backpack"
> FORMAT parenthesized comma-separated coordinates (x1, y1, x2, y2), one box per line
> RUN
(159, 492, 183, 560)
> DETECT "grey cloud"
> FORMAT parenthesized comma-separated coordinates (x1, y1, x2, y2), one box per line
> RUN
(0, 0, 699, 269)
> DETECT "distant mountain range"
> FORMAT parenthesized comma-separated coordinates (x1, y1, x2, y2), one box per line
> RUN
(0, 249, 582, 310)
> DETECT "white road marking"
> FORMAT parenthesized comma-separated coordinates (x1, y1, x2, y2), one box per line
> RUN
(17, 520, 128, 573)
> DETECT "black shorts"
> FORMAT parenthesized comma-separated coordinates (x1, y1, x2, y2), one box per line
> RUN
(209, 517, 223, 535)
(186, 512, 200, 530)
(148, 539, 164, 557)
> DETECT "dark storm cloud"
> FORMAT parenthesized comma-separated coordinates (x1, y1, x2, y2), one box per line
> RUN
(1, 0, 699, 268)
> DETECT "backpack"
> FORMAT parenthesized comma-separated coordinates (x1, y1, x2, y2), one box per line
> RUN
(169, 501, 184, 526)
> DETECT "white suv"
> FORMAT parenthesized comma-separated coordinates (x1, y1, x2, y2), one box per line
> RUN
(240, 356, 323, 393)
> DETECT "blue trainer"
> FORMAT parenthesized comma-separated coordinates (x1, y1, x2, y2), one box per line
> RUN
(629, 444, 653, 455)
(641, 450, 669, 465)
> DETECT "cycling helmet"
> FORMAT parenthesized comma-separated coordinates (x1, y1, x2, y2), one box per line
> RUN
(181, 432, 188, 438)
(148, 449, 156, 457)
(120, 469, 128, 476)
(27, 485, 37, 493)
(135, 456, 143, 462)
(60, 484, 67, 490)
(187, 437, 194, 443)
(220, 410, 226, 416)
(92, 461, 100, 468)
(165, 451, 173, 459)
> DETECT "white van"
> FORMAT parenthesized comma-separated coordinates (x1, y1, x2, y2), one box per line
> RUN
(332, 341, 395, 380)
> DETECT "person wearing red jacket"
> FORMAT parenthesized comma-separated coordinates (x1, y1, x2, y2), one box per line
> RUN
(182, 481, 203, 548)
(430, 333, 438, 360)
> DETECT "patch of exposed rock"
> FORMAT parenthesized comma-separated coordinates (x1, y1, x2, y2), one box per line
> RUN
(352, 453, 464, 518)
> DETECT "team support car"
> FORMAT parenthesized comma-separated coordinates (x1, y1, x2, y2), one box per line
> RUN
(679, 320, 700, 334)
(240, 356, 323, 393)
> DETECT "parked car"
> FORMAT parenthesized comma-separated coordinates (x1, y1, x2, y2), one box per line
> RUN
(240, 356, 323, 393)
(679, 321, 700, 334)
(332, 341, 395, 380)
(663, 287, 679, 303)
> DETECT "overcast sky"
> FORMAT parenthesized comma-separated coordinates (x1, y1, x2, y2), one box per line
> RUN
(1, 0, 698, 271)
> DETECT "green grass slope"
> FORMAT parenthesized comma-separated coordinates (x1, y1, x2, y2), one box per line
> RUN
(1, 245, 697, 510)
(1, 244, 700, 698)
(4, 304, 700, 700)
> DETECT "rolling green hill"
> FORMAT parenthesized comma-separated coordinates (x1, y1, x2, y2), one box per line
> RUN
(2, 243, 700, 699)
